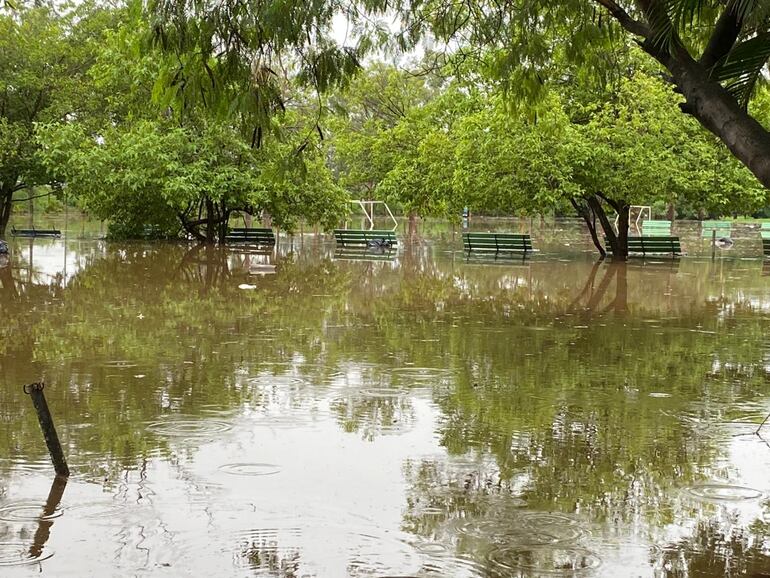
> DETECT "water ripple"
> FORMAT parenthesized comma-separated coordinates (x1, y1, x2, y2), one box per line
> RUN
(487, 545, 601, 575)
(685, 482, 763, 502)
(218, 463, 281, 477)
(0, 501, 63, 522)
(0, 542, 54, 567)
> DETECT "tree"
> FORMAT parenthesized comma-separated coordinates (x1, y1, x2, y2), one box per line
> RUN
(399, 0, 770, 196)
(0, 3, 108, 236)
(330, 66, 472, 235)
(40, 115, 347, 242)
(36, 4, 348, 242)
(452, 72, 765, 256)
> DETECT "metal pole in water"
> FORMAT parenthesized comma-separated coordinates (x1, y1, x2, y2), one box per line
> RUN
(23, 382, 69, 477)
(711, 229, 716, 261)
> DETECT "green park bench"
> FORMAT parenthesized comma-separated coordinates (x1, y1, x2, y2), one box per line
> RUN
(11, 225, 62, 238)
(225, 227, 276, 246)
(762, 223, 770, 258)
(641, 220, 671, 236)
(701, 220, 732, 239)
(462, 232, 534, 255)
(333, 229, 398, 247)
(606, 236, 682, 257)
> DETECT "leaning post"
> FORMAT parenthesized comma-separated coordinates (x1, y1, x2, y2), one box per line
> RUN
(23, 382, 70, 477)
(711, 229, 716, 261)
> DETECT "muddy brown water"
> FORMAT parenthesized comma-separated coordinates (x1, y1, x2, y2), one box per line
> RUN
(1, 222, 770, 576)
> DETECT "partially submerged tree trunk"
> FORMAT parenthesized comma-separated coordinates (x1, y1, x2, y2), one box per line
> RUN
(178, 196, 241, 244)
(407, 212, 418, 243)
(572, 194, 629, 259)
(0, 179, 18, 238)
(205, 198, 216, 244)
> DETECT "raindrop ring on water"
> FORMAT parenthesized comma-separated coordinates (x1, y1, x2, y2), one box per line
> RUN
(146, 420, 232, 437)
(0, 502, 63, 522)
(218, 463, 282, 476)
(487, 545, 601, 575)
(0, 542, 54, 566)
(685, 482, 763, 501)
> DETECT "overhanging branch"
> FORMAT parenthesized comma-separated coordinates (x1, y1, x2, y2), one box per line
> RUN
(592, 0, 650, 38)
(11, 191, 54, 202)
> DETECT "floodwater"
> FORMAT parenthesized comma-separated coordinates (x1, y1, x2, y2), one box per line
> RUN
(1, 220, 770, 577)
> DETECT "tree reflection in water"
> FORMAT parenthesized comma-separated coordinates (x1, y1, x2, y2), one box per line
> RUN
(0, 237, 769, 576)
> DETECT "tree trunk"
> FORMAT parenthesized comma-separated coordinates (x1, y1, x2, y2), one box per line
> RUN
(205, 198, 216, 244)
(648, 47, 770, 188)
(0, 184, 13, 238)
(587, 195, 629, 259)
(407, 212, 418, 243)
(666, 202, 675, 221)
(615, 203, 629, 259)
(218, 198, 228, 244)
(570, 198, 606, 257)
(596, 3, 770, 189)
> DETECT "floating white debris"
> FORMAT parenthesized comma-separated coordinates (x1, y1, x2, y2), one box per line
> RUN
(238, 284, 257, 290)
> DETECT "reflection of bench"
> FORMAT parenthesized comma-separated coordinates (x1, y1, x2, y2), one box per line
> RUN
(762, 223, 770, 258)
(225, 228, 275, 246)
(333, 229, 397, 246)
(462, 233, 533, 255)
(334, 246, 396, 261)
(607, 236, 682, 257)
(641, 220, 671, 236)
(11, 226, 61, 238)
(702, 220, 731, 239)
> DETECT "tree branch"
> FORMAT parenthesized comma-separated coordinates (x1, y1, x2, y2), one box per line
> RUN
(699, 5, 743, 69)
(11, 191, 52, 202)
(591, 0, 650, 37)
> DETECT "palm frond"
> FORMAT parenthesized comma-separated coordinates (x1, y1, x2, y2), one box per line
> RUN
(710, 32, 770, 108)
(648, 0, 711, 51)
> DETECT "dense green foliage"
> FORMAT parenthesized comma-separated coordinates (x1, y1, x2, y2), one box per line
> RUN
(0, 3, 113, 235)
(328, 63, 767, 251)
(2, 0, 769, 250)
(394, 0, 770, 192)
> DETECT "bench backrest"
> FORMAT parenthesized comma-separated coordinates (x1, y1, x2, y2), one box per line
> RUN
(763, 237, 770, 256)
(628, 236, 681, 254)
(11, 226, 62, 237)
(333, 229, 398, 245)
(606, 236, 681, 255)
(462, 232, 533, 252)
(225, 228, 275, 245)
(641, 220, 671, 236)
(701, 220, 732, 237)
(761, 222, 770, 239)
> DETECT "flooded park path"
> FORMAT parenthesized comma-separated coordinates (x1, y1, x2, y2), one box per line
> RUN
(1, 223, 770, 576)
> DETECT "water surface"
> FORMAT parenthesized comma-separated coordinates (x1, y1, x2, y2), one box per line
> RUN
(1, 225, 770, 577)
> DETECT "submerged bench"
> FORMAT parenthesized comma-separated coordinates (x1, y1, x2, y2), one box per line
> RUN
(762, 223, 770, 258)
(702, 220, 732, 239)
(641, 220, 671, 236)
(606, 236, 682, 257)
(11, 225, 61, 238)
(462, 233, 533, 255)
(333, 229, 398, 247)
(225, 228, 275, 246)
